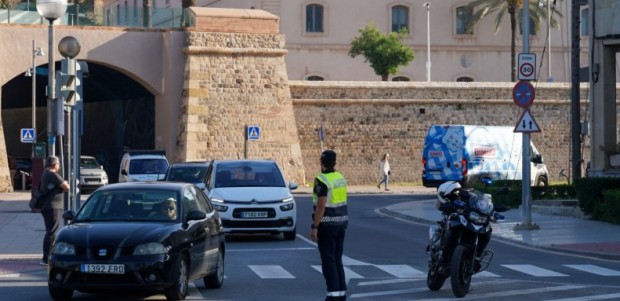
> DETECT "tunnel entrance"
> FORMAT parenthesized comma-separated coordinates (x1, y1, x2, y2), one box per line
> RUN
(2, 62, 155, 184)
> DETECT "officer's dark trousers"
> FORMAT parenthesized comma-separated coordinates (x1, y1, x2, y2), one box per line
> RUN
(318, 225, 347, 301)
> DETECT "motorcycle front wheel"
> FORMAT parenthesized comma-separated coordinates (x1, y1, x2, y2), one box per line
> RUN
(426, 266, 447, 291)
(450, 245, 473, 298)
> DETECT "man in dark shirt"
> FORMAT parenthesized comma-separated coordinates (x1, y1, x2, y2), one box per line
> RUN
(39, 156, 69, 265)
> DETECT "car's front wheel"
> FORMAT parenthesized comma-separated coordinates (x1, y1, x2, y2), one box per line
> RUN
(203, 247, 225, 288)
(165, 254, 189, 300)
(283, 227, 296, 240)
(49, 285, 74, 301)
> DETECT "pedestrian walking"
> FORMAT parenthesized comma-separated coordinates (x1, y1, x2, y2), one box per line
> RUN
(39, 156, 69, 266)
(377, 153, 390, 191)
(310, 150, 348, 301)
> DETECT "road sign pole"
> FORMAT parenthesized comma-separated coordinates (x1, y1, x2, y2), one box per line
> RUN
(515, 0, 539, 231)
(244, 124, 248, 159)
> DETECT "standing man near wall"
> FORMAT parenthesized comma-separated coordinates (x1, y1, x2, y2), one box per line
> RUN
(310, 150, 349, 301)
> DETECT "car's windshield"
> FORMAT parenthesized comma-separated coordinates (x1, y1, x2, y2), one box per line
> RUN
(75, 190, 180, 222)
(214, 162, 285, 188)
(167, 166, 208, 183)
(80, 157, 100, 169)
(129, 159, 169, 174)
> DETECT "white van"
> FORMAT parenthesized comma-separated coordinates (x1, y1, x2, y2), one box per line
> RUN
(118, 150, 169, 182)
(421, 125, 549, 188)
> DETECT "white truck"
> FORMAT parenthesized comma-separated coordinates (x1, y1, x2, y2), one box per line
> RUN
(421, 125, 549, 188)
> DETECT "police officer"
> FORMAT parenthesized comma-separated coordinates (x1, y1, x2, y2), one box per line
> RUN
(310, 150, 348, 301)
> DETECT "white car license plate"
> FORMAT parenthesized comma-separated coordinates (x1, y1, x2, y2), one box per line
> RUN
(80, 264, 125, 274)
(241, 211, 268, 218)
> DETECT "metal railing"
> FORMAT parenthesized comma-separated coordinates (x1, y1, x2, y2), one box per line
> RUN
(0, 6, 185, 28)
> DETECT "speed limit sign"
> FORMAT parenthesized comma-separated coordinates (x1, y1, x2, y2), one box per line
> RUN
(518, 53, 536, 80)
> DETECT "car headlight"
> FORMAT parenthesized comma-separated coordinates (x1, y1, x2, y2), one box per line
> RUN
(52, 242, 76, 255)
(468, 211, 488, 224)
(211, 198, 228, 212)
(280, 202, 294, 211)
(133, 242, 167, 255)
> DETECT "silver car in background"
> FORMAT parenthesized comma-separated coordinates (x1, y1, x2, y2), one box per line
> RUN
(79, 156, 109, 193)
(205, 159, 298, 240)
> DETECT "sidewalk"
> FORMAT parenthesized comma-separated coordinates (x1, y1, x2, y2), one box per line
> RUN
(1, 185, 619, 265)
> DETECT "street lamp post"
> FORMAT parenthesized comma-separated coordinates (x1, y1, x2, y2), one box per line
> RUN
(424, 2, 431, 82)
(547, 0, 552, 82)
(26, 40, 45, 147)
(36, 0, 67, 157)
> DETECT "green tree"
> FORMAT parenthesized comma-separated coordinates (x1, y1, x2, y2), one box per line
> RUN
(349, 23, 414, 81)
(465, 0, 562, 82)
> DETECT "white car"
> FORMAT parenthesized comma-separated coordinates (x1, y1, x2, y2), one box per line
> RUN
(79, 156, 109, 193)
(205, 159, 298, 240)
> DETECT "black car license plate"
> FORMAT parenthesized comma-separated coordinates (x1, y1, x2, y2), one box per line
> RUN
(80, 264, 125, 274)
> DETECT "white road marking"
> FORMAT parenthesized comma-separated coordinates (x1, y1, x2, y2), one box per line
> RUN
(227, 247, 314, 252)
(249, 265, 295, 279)
(544, 293, 620, 301)
(350, 287, 428, 298)
(358, 278, 421, 286)
(375, 265, 425, 278)
(0, 273, 20, 278)
(563, 264, 620, 276)
(312, 265, 364, 282)
(409, 285, 587, 301)
(502, 264, 568, 277)
(474, 270, 501, 278)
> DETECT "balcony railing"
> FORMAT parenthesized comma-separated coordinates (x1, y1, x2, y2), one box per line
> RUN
(0, 5, 185, 28)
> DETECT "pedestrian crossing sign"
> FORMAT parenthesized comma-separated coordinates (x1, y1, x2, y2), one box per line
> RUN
(247, 125, 261, 141)
(20, 128, 36, 143)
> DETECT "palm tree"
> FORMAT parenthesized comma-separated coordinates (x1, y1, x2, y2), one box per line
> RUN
(466, 0, 562, 82)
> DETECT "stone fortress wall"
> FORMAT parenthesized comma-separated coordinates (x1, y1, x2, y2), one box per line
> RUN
(289, 81, 617, 186)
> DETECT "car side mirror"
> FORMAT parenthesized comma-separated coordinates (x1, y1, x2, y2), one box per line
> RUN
(186, 210, 207, 222)
(62, 210, 76, 221)
(532, 154, 543, 164)
(289, 181, 298, 190)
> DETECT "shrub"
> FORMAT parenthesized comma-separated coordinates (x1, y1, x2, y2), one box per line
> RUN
(598, 189, 620, 224)
(574, 177, 620, 215)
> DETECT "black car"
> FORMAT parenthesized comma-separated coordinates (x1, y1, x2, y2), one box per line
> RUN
(48, 182, 225, 301)
(10, 157, 32, 190)
(164, 161, 210, 190)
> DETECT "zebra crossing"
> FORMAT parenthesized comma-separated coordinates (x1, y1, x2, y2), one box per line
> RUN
(242, 263, 620, 280)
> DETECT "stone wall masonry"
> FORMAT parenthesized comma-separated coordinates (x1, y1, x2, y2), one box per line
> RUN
(177, 30, 306, 184)
(290, 81, 617, 186)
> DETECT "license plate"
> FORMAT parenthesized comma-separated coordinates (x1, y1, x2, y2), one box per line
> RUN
(427, 171, 442, 175)
(80, 264, 125, 274)
(241, 211, 268, 218)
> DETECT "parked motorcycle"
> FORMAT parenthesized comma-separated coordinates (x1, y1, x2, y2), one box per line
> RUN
(426, 178, 506, 298)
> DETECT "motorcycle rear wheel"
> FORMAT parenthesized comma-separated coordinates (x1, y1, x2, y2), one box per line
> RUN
(450, 245, 472, 298)
(426, 266, 447, 291)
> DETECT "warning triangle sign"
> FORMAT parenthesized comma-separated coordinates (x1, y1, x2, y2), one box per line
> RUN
(249, 128, 259, 138)
(514, 109, 541, 133)
(24, 131, 33, 140)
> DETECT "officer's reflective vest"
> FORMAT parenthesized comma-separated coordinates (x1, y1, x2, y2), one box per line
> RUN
(313, 171, 348, 226)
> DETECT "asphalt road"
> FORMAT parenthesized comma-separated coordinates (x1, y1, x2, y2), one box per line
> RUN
(2, 194, 620, 301)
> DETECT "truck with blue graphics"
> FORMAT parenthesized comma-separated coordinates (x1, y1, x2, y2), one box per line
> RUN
(421, 125, 549, 188)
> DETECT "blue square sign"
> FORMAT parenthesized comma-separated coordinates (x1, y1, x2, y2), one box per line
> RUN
(247, 125, 260, 141)
(20, 128, 36, 143)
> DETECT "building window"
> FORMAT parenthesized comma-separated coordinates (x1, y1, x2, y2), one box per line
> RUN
(456, 6, 473, 35)
(581, 8, 589, 36)
(306, 76, 324, 81)
(392, 76, 410, 82)
(456, 76, 474, 82)
(391, 5, 409, 32)
(306, 4, 324, 33)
